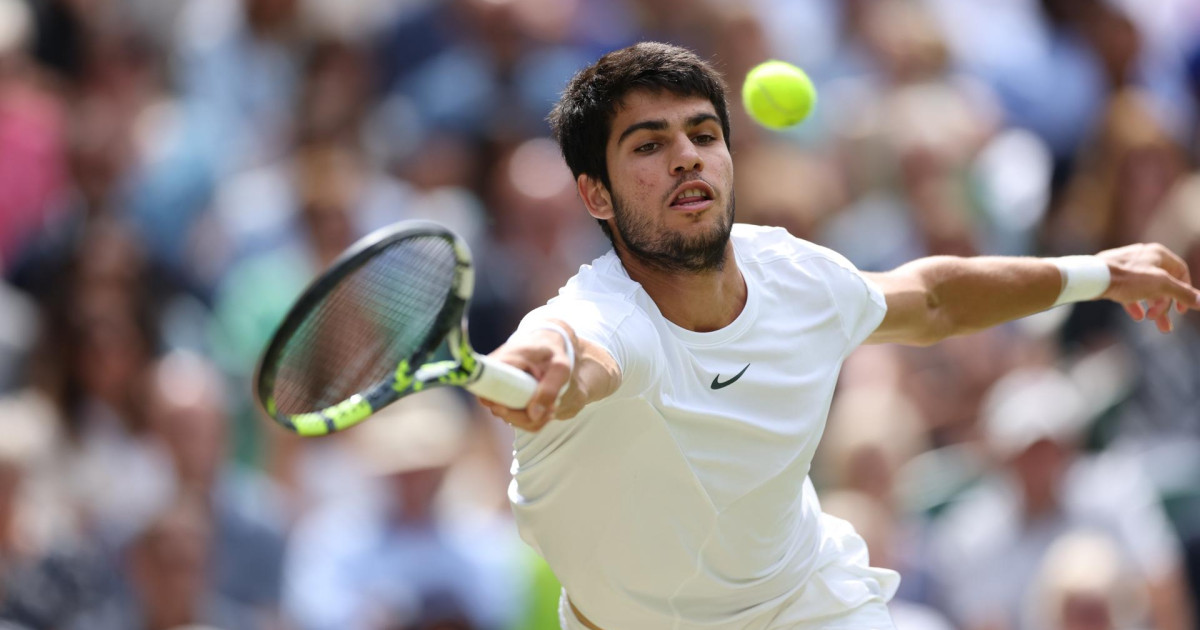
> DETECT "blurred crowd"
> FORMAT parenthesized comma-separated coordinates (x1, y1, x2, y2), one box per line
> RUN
(0, 0, 1199, 629)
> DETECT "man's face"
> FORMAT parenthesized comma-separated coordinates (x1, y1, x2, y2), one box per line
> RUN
(602, 90, 735, 272)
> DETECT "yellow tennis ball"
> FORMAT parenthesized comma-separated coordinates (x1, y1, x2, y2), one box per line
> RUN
(742, 60, 817, 130)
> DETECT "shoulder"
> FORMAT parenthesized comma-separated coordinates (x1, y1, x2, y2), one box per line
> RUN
(523, 251, 662, 377)
(541, 250, 650, 330)
(556, 250, 642, 301)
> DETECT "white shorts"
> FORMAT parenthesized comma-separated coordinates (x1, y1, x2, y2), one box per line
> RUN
(558, 590, 895, 630)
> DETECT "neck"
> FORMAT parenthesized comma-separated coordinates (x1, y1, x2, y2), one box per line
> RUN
(618, 243, 746, 332)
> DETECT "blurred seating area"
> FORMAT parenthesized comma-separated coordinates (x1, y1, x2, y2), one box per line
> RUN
(1, 0, 1199, 628)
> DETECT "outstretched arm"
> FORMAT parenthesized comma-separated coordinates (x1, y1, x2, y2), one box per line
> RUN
(479, 320, 621, 431)
(864, 243, 1200, 346)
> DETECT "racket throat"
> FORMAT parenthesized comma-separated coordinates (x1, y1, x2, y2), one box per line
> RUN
(412, 360, 476, 387)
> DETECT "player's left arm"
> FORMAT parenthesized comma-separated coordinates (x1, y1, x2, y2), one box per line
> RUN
(863, 243, 1200, 346)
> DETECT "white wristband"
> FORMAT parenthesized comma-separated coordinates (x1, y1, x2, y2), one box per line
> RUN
(1051, 256, 1111, 307)
(523, 322, 575, 403)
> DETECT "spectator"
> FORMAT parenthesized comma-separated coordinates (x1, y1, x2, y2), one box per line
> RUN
(282, 390, 522, 630)
(67, 494, 258, 630)
(144, 351, 288, 626)
(931, 367, 1193, 630)
(1032, 529, 1149, 630)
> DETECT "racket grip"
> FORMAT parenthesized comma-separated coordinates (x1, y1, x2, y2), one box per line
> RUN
(467, 354, 538, 408)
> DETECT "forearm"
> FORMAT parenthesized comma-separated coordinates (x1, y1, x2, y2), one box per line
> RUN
(558, 326, 622, 418)
(866, 256, 1065, 345)
(910, 255, 1062, 340)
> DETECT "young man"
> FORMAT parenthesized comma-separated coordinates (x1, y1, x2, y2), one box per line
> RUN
(479, 42, 1200, 630)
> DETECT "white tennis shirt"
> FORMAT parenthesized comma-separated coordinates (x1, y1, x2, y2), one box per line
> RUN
(509, 224, 899, 629)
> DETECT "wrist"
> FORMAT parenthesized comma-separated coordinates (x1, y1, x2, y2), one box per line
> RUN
(1050, 256, 1111, 306)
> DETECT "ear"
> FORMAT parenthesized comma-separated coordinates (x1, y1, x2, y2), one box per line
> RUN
(577, 174, 614, 222)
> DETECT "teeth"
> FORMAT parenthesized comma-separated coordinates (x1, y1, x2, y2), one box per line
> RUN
(676, 188, 707, 202)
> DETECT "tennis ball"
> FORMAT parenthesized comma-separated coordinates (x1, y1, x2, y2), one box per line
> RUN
(742, 60, 817, 130)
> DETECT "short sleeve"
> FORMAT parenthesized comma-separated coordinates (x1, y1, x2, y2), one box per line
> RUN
(806, 250, 887, 351)
(517, 291, 661, 400)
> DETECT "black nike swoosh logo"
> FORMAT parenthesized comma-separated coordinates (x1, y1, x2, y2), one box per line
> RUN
(710, 363, 750, 390)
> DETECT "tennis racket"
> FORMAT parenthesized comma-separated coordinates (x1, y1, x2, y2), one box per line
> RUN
(254, 220, 537, 437)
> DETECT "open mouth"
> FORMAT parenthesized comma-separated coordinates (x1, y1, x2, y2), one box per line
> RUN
(669, 185, 714, 210)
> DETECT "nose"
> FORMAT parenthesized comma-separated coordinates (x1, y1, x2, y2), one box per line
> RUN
(670, 134, 703, 175)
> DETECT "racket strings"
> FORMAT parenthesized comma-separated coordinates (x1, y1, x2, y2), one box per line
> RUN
(272, 235, 459, 415)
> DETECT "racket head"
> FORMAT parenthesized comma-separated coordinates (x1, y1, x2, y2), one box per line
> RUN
(254, 220, 475, 436)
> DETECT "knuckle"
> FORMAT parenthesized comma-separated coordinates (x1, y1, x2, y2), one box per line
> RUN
(547, 360, 572, 379)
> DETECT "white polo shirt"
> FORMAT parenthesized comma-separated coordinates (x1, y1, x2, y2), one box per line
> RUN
(509, 224, 898, 629)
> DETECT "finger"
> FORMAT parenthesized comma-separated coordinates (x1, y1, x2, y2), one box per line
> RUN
(486, 405, 543, 432)
(1153, 311, 1172, 333)
(1124, 301, 1145, 321)
(529, 358, 571, 425)
(1144, 300, 1173, 332)
(1164, 275, 1200, 311)
(1145, 297, 1173, 323)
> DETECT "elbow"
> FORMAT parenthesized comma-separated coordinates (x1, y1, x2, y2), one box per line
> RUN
(915, 288, 954, 346)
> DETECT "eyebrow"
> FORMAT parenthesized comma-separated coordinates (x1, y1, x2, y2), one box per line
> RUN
(616, 112, 721, 146)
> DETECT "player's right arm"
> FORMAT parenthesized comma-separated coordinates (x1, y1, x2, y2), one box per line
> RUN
(480, 319, 621, 432)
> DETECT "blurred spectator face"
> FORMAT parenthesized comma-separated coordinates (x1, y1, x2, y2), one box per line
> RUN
(298, 40, 372, 144)
(73, 294, 152, 413)
(244, 0, 299, 35)
(1037, 531, 1138, 630)
(733, 143, 842, 241)
(983, 368, 1085, 513)
(452, 0, 524, 69)
(72, 221, 146, 299)
(1061, 593, 1114, 630)
(68, 100, 134, 209)
(862, 0, 950, 83)
(489, 137, 576, 243)
(129, 498, 214, 627)
(1010, 438, 1072, 513)
(399, 133, 480, 192)
(388, 467, 448, 526)
(297, 144, 359, 264)
(147, 353, 229, 493)
(1113, 144, 1184, 244)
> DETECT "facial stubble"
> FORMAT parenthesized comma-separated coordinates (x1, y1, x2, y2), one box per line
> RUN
(609, 192, 735, 274)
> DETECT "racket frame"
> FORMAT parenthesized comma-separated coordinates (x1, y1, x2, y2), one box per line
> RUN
(255, 221, 480, 437)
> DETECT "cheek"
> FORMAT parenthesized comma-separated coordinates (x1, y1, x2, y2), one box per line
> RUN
(611, 165, 659, 206)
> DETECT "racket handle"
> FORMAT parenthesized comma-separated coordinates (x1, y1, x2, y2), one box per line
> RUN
(467, 354, 538, 408)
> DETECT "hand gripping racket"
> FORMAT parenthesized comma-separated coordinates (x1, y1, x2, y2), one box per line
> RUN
(254, 220, 537, 436)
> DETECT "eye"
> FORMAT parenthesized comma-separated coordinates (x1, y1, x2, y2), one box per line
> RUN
(693, 133, 716, 145)
(634, 142, 659, 154)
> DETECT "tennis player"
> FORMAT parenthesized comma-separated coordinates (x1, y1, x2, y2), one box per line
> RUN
(479, 42, 1200, 630)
